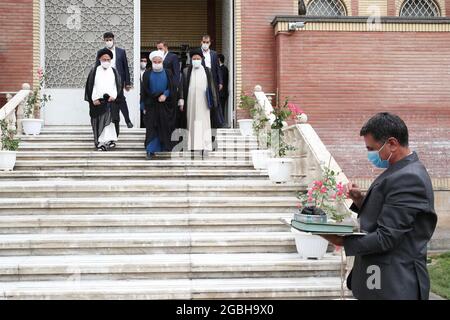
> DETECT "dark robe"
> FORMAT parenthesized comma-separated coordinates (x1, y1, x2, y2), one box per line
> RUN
(141, 68, 178, 152)
(84, 66, 124, 148)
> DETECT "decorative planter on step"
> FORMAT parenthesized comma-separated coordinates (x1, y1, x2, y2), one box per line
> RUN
(250, 149, 271, 170)
(238, 119, 254, 136)
(22, 119, 44, 136)
(291, 227, 328, 260)
(267, 158, 294, 183)
(0, 151, 17, 171)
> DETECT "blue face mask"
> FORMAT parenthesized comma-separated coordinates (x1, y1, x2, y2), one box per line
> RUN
(368, 141, 392, 169)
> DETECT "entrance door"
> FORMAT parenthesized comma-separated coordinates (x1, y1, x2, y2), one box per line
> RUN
(42, 0, 140, 126)
(140, 0, 234, 127)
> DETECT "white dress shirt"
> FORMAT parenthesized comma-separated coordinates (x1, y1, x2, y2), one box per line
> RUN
(203, 49, 212, 68)
(110, 46, 117, 69)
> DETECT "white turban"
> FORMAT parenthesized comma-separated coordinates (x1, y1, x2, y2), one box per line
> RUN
(149, 50, 164, 61)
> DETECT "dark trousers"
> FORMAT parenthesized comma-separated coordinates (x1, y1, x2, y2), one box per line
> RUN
(220, 96, 228, 127)
(119, 97, 131, 124)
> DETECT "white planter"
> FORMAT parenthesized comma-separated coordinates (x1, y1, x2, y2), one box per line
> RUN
(238, 119, 254, 136)
(250, 149, 271, 170)
(267, 158, 294, 183)
(0, 151, 17, 171)
(291, 228, 328, 260)
(22, 119, 43, 136)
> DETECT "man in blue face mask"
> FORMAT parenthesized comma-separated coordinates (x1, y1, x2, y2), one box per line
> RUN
(321, 112, 437, 300)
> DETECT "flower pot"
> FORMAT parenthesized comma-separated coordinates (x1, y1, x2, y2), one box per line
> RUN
(296, 113, 308, 124)
(291, 228, 328, 260)
(250, 149, 271, 170)
(22, 119, 43, 136)
(0, 151, 17, 171)
(238, 119, 254, 136)
(267, 158, 294, 183)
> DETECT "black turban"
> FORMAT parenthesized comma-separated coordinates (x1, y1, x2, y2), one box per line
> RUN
(190, 49, 204, 59)
(97, 48, 113, 60)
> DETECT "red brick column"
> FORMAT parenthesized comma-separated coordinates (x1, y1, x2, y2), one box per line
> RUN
(0, 0, 34, 92)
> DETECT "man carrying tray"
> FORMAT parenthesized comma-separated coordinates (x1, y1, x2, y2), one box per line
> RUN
(321, 113, 437, 300)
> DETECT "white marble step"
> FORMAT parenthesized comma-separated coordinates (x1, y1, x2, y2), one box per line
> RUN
(13, 160, 255, 171)
(0, 196, 298, 212)
(0, 213, 293, 233)
(38, 127, 241, 134)
(15, 151, 255, 159)
(0, 232, 297, 255)
(0, 277, 350, 300)
(0, 179, 303, 194)
(0, 169, 270, 181)
(0, 253, 341, 281)
(18, 135, 256, 142)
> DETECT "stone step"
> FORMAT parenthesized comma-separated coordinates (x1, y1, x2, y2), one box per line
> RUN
(0, 196, 298, 215)
(0, 253, 341, 281)
(38, 127, 241, 134)
(15, 151, 255, 160)
(18, 135, 256, 142)
(17, 143, 258, 152)
(0, 169, 272, 181)
(13, 160, 256, 171)
(0, 232, 297, 255)
(0, 277, 350, 300)
(0, 180, 304, 198)
(0, 213, 293, 234)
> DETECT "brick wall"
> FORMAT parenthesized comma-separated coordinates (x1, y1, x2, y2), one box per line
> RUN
(240, 0, 295, 96)
(0, 0, 34, 93)
(275, 30, 450, 179)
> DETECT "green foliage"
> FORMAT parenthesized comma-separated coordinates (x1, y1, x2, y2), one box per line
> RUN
(297, 166, 349, 222)
(0, 120, 20, 151)
(25, 69, 52, 119)
(429, 252, 450, 299)
(270, 98, 295, 158)
(239, 92, 257, 115)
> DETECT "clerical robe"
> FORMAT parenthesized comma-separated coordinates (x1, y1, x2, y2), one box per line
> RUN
(141, 68, 178, 153)
(84, 65, 124, 148)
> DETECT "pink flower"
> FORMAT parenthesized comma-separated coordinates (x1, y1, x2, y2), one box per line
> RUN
(320, 187, 328, 194)
(297, 203, 303, 209)
(308, 197, 314, 203)
(314, 181, 323, 188)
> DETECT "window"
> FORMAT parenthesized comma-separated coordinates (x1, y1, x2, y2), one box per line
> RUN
(399, 0, 441, 17)
(306, 0, 347, 16)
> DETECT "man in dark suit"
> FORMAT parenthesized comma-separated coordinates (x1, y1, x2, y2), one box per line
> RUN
(156, 41, 181, 87)
(218, 54, 229, 121)
(322, 113, 437, 300)
(200, 35, 224, 127)
(96, 32, 133, 128)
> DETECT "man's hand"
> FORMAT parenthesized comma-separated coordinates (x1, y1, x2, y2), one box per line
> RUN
(178, 99, 184, 112)
(345, 182, 364, 209)
(219, 84, 223, 91)
(125, 85, 132, 92)
(93, 100, 101, 106)
(108, 96, 116, 102)
(158, 95, 167, 103)
(320, 234, 344, 246)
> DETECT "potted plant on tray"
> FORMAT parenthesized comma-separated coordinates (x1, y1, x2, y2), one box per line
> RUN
(291, 166, 350, 259)
(0, 120, 20, 171)
(22, 67, 51, 136)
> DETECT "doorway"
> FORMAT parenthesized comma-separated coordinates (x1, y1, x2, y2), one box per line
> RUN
(140, 0, 234, 127)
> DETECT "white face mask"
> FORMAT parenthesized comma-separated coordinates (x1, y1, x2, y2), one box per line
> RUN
(140, 62, 147, 70)
(101, 61, 111, 69)
(105, 41, 114, 49)
(201, 43, 210, 51)
(152, 63, 163, 72)
(192, 60, 202, 69)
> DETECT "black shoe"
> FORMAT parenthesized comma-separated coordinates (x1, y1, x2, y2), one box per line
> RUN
(127, 122, 134, 129)
(97, 145, 107, 152)
(107, 142, 116, 150)
(146, 152, 155, 160)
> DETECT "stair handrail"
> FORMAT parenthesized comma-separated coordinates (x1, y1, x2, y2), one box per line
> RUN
(0, 83, 31, 134)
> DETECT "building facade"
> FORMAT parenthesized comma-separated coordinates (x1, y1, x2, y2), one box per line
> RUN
(1, 1, 449, 193)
